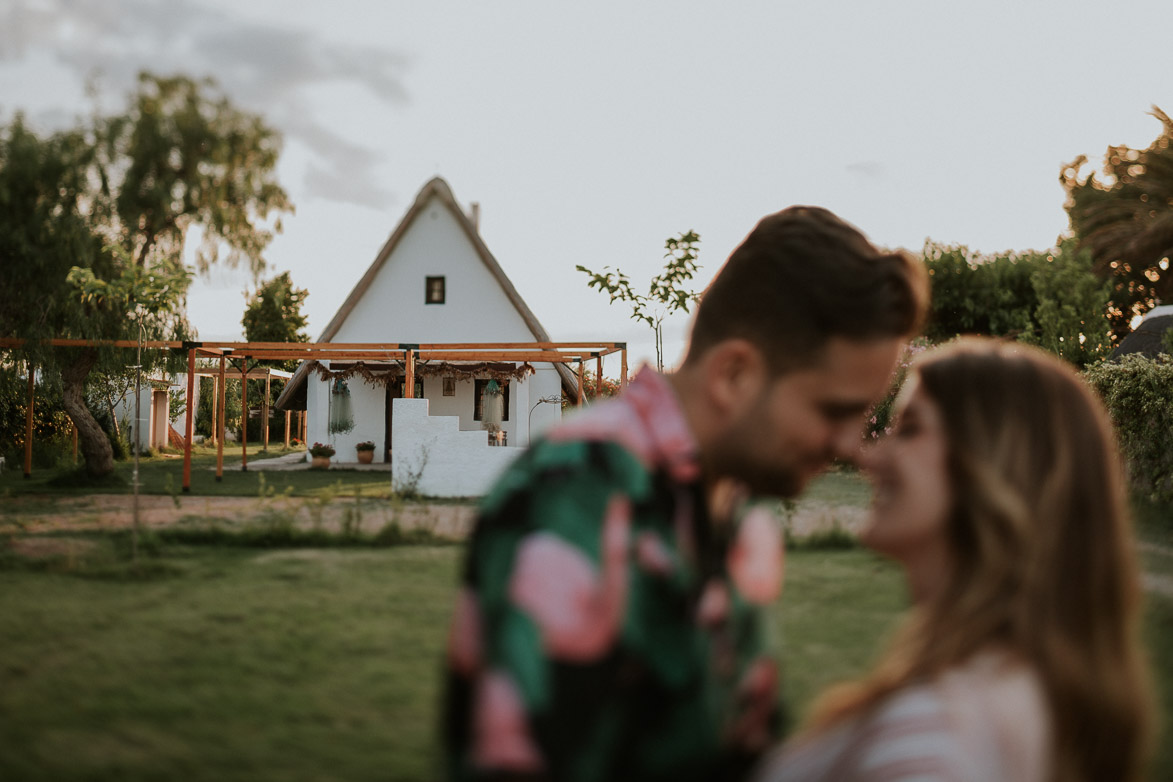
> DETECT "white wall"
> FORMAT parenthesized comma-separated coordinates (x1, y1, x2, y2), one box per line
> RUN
(392, 398, 522, 498)
(331, 200, 537, 344)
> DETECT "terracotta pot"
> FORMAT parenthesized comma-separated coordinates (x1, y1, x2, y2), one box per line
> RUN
(357, 449, 374, 464)
(311, 455, 331, 469)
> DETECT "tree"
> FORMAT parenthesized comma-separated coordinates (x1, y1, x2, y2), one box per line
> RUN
(0, 73, 292, 477)
(242, 271, 309, 367)
(1062, 105, 1173, 341)
(241, 271, 309, 443)
(577, 231, 702, 372)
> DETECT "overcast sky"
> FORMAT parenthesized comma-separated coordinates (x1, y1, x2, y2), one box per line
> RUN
(3, 0, 1172, 369)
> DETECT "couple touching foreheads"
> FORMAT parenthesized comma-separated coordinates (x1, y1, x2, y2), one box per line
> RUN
(442, 207, 1151, 782)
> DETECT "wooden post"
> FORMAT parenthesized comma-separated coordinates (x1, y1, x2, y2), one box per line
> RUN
(240, 362, 248, 471)
(620, 348, 628, 388)
(182, 348, 196, 493)
(284, 409, 291, 448)
(300, 410, 306, 442)
(262, 372, 271, 450)
(216, 356, 226, 482)
(210, 368, 219, 447)
(576, 359, 585, 408)
(404, 350, 415, 398)
(594, 352, 602, 400)
(24, 361, 34, 479)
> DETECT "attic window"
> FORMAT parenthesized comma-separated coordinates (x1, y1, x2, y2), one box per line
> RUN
(426, 276, 446, 304)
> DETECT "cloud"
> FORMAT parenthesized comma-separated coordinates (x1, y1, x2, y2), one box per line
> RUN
(845, 160, 887, 180)
(0, 0, 407, 208)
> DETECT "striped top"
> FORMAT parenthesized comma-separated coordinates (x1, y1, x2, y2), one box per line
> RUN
(753, 651, 1050, 782)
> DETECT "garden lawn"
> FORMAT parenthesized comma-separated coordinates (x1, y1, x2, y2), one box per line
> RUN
(0, 444, 400, 499)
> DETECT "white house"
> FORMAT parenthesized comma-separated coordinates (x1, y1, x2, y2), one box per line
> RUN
(275, 177, 578, 495)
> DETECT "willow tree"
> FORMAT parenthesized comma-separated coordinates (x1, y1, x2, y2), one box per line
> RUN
(0, 73, 292, 477)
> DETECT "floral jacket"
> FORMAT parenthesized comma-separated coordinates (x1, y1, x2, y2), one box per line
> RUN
(443, 369, 785, 782)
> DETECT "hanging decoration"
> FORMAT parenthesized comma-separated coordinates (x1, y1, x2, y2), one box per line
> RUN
(307, 360, 534, 386)
(328, 378, 355, 434)
(481, 379, 505, 431)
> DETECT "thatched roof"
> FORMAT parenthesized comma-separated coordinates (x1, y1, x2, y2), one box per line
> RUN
(1109, 306, 1173, 361)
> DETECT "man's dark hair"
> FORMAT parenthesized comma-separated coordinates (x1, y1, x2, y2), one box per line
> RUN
(684, 206, 929, 372)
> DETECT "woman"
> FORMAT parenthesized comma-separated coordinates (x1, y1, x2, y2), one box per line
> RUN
(755, 338, 1151, 782)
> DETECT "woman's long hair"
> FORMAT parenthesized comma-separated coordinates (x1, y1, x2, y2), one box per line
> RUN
(808, 338, 1151, 782)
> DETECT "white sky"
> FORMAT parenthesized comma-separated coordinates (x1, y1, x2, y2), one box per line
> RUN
(2, 0, 1172, 370)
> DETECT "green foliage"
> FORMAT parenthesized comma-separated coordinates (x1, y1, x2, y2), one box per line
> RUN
(1084, 354, 1173, 505)
(1062, 106, 1173, 340)
(0, 367, 73, 467)
(923, 242, 1039, 341)
(578, 230, 702, 371)
(923, 240, 1113, 368)
(0, 72, 292, 478)
(242, 270, 310, 371)
(1020, 239, 1113, 367)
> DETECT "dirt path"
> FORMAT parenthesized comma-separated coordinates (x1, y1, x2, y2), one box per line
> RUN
(0, 494, 477, 539)
(1, 493, 864, 541)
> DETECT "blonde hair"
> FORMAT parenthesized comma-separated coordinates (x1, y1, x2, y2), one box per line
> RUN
(808, 338, 1152, 782)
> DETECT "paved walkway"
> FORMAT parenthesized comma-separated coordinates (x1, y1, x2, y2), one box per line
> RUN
(215, 451, 392, 472)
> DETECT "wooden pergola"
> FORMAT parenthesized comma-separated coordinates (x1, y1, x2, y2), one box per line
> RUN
(2, 338, 628, 490)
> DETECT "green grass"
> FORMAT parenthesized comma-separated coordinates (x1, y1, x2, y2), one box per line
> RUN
(0, 443, 400, 499)
(799, 466, 873, 508)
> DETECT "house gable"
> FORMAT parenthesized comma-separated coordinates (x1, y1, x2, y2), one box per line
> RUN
(322, 177, 551, 345)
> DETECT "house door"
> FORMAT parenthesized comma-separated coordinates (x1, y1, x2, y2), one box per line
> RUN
(384, 383, 397, 463)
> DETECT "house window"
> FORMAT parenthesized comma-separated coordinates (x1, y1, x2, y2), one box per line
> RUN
(425, 276, 446, 304)
(473, 379, 510, 421)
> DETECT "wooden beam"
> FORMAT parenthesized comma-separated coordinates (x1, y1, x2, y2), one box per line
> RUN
(620, 348, 628, 387)
(182, 348, 196, 493)
(24, 361, 33, 479)
(595, 353, 602, 400)
(284, 409, 291, 448)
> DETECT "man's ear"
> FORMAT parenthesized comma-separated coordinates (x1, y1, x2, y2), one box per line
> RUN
(702, 339, 767, 418)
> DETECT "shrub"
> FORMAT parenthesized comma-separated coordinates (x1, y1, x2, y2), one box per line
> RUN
(1084, 354, 1173, 505)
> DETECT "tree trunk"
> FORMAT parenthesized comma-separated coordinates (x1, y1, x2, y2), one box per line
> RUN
(60, 348, 115, 477)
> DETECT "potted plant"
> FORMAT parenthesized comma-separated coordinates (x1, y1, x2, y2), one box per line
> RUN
(309, 442, 335, 469)
(355, 440, 376, 464)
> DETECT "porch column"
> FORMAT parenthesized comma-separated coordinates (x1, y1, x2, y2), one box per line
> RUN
(620, 348, 628, 388)
(210, 368, 219, 447)
(284, 409, 291, 448)
(404, 349, 415, 398)
(576, 359, 584, 408)
(240, 362, 248, 471)
(262, 372, 271, 450)
(182, 348, 196, 492)
(216, 356, 226, 482)
(24, 360, 33, 478)
(594, 352, 602, 400)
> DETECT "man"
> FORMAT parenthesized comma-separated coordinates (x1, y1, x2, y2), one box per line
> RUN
(443, 206, 929, 781)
